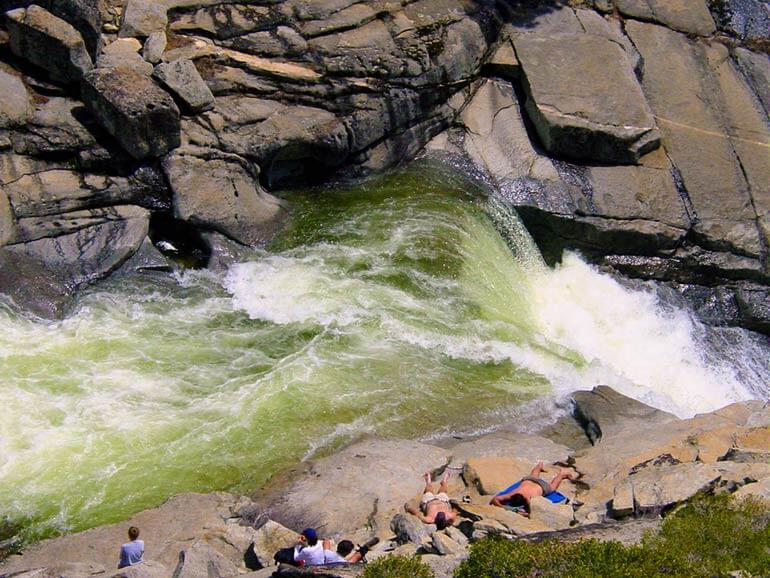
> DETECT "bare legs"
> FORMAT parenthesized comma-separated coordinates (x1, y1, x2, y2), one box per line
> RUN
(548, 468, 577, 493)
(422, 471, 450, 494)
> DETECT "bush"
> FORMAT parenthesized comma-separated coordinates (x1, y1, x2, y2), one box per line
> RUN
(454, 494, 770, 578)
(362, 555, 435, 578)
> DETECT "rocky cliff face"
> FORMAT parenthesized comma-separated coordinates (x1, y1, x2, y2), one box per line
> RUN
(0, 0, 768, 334)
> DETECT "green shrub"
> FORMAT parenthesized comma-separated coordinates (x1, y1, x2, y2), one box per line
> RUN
(363, 555, 435, 578)
(454, 494, 770, 578)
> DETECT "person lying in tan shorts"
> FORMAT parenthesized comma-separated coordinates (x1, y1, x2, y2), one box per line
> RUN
(405, 471, 458, 530)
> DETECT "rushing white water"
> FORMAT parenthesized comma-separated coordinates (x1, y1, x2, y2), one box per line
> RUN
(0, 162, 767, 545)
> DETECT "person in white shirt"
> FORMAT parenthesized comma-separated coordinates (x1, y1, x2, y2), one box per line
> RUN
(293, 528, 325, 566)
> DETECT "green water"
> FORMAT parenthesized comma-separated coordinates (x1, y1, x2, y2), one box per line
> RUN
(0, 161, 765, 545)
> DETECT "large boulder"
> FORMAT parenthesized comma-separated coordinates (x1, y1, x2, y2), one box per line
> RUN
(97, 38, 154, 75)
(152, 59, 215, 114)
(621, 462, 722, 514)
(254, 438, 451, 536)
(5, 4, 93, 84)
(625, 21, 764, 259)
(81, 66, 181, 160)
(173, 540, 239, 578)
(0, 65, 33, 128)
(162, 153, 286, 246)
(513, 33, 660, 164)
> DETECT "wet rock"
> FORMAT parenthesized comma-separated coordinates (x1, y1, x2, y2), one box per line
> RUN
(153, 59, 214, 114)
(735, 284, 770, 334)
(572, 385, 679, 445)
(5, 4, 93, 84)
(514, 33, 659, 164)
(81, 66, 180, 159)
(614, 0, 716, 36)
(98, 38, 153, 75)
(162, 152, 286, 246)
(709, 0, 770, 44)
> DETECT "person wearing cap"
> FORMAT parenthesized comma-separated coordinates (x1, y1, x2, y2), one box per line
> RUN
(404, 471, 458, 530)
(293, 528, 325, 566)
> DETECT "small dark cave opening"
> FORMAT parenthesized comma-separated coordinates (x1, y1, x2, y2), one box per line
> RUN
(260, 144, 343, 192)
(148, 212, 211, 269)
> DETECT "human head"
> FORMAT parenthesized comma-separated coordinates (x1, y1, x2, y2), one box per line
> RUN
(509, 493, 529, 513)
(434, 511, 448, 530)
(336, 540, 355, 557)
(128, 526, 140, 541)
(301, 528, 318, 546)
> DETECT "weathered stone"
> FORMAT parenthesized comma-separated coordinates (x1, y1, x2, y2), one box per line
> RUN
(173, 539, 239, 578)
(81, 66, 180, 159)
(11, 96, 96, 155)
(614, 0, 716, 36)
(5, 4, 93, 84)
(723, 427, 770, 463)
(430, 531, 464, 556)
(153, 59, 215, 113)
(443, 525, 468, 547)
(0, 65, 33, 128)
(448, 429, 572, 471)
(98, 38, 153, 74)
(733, 47, 770, 117)
(628, 463, 721, 513)
(463, 457, 539, 496)
(482, 38, 519, 79)
(390, 513, 434, 545)
(611, 481, 634, 518)
(514, 33, 659, 164)
(572, 385, 679, 445)
(255, 438, 451, 536)
(710, 0, 770, 43)
(461, 504, 552, 536)
(0, 188, 15, 246)
(249, 520, 296, 568)
(142, 30, 166, 63)
(626, 21, 761, 257)
(162, 153, 286, 246)
(528, 496, 574, 530)
(119, 0, 168, 37)
(733, 478, 770, 502)
(300, 3, 376, 38)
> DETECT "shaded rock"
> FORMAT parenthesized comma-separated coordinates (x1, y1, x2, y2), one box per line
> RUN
(626, 462, 721, 513)
(735, 284, 770, 335)
(255, 438, 451, 536)
(712, 461, 770, 491)
(173, 539, 239, 578)
(390, 513, 434, 545)
(98, 38, 153, 75)
(0, 65, 33, 128)
(162, 153, 286, 246)
(0, 188, 14, 246)
(5, 4, 93, 84)
(112, 560, 167, 578)
(142, 31, 166, 64)
(10, 96, 96, 155)
(153, 59, 214, 114)
(614, 0, 716, 36)
(514, 33, 660, 164)
(444, 526, 468, 547)
(81, 66, 180, 160)
(248, 520, 296, 568)
(572, 385, 679, 445)
(626, 21, 761, 258)
(709, 0, 770, 44)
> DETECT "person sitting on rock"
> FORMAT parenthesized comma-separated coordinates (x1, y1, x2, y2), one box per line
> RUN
(322, 537, 379, 564)
(117, 526, 144, 569)
(405, 471, 458, 529)
(292, 527, 325, 566)
(489, 461, 576, 517)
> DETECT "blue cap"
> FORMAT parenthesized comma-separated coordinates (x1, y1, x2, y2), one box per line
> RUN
(302, 528, 317, 541)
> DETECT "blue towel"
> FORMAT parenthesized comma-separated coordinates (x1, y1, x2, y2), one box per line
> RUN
(496, 480, 567, 504)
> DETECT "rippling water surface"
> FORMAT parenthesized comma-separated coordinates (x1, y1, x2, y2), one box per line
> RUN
(1, 161, 768, 543)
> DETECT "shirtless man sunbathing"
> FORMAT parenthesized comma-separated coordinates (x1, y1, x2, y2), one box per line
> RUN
(489, 461, 576, 517)
(405, 471, 458, 530)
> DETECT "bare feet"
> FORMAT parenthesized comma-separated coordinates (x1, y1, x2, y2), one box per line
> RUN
(441, 471, 450, 484)
(560, 468, 577, 480)
(404, 502, 417, 515)
(423, 471, 432, 485)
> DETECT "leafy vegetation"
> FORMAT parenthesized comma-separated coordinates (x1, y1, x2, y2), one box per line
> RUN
(454, 494, 770, 578)
(362, 554, 436, 578)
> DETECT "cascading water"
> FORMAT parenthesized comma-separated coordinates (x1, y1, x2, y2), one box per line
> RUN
(1, 161, 768, 546)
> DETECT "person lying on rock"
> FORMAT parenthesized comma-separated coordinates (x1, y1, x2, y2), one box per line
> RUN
(489, 461, 576, 517)
(322, 537, 380, 564)
(405, 471, 458, 529)
(117, 526, 144, 569)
